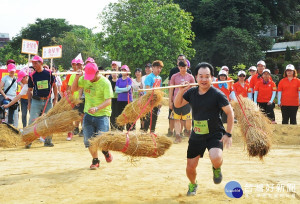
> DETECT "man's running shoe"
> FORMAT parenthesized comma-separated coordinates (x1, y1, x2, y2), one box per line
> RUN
(213, 167, 223, 184)
(90, 159, 100, 170)
(187, 182, 198, 196)
(104, 152, 113, 163)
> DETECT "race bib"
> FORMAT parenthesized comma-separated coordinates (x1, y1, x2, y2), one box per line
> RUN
(193, 120, 209, 135)
(37, 80, 49, 90)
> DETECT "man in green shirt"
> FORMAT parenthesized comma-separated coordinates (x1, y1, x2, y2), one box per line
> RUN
(72, 62, 114, 170)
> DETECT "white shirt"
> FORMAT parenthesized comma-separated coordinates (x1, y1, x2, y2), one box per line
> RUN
(19, 84, 28, 96)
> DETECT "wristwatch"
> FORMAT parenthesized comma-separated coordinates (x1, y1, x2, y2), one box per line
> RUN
(225, 132, 232, 137)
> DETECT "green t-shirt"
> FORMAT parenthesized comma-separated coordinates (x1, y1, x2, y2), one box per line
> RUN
(78, 76, 113, 116)
(68, 74, 80, 99)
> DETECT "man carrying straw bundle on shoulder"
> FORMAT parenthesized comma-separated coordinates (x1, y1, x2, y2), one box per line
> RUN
(71, 62, 114, 170)
(174, 62, 234, 196)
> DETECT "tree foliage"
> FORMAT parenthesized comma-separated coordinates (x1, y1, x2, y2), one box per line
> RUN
(173, 0, 299, 68)
(100, 0, 195, 77)
(52, 27, 109, 70)
(10, 18, 73, 51)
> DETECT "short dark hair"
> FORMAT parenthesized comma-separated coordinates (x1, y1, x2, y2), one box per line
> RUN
(178, 54, 186, 59)
(194, 62, 214, 76)
(135, 68, 142, 73)
(98, 66, 104, 71)
(178, 61, 187, 67)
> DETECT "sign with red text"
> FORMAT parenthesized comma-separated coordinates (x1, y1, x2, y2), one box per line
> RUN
(42, 45, 62, 59)
(21, 39, 39, 55)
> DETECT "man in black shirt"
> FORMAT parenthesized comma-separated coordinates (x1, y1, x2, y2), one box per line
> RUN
(174, 62, 234, 196)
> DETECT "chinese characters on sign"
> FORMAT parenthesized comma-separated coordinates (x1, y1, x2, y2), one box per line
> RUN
(244, 183, 296, 199)
(42, 45, 62, 59)
(21, 39, 39, 55)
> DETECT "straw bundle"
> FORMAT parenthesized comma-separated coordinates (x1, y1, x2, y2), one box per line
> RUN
(22, 110, 82, 144)
(34, 95, 82, 122)
(231, 97, 272, 159)
(116, 90, 164, 126)
(90, 132, 172, 158)
(0, 124, 22, 148)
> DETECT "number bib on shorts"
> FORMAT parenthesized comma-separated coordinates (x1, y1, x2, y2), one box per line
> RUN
(37, 80, 49, 90)
(193, 120, 209, 135)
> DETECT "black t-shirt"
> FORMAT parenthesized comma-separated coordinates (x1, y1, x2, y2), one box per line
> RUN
(28, 69, 56, 97)
(168, 67, 192, 80)
(183, 86, 229, 141)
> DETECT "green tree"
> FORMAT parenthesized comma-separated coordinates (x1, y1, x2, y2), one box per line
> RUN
(10, 18, 73, 52)
(0, 44, 27, 65)
(100, 0, 195, 77)
(174, 0, 299, 67)
(213, 27, 264, 68)
(52, 27, 109, 70)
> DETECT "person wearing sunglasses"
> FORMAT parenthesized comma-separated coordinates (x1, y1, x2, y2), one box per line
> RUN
(232, 71, 252, 100)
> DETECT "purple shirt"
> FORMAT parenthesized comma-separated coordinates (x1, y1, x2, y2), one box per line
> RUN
(116, 77, 133, 102)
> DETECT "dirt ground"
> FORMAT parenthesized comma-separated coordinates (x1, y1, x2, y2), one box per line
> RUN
(0, 105, 300, 204)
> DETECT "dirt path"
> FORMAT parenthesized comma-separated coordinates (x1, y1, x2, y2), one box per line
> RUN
(0, 106, 299, 203)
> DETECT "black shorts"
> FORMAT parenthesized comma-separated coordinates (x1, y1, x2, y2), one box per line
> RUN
(74, 98, 85, 114)
(187, 133, 223, 158)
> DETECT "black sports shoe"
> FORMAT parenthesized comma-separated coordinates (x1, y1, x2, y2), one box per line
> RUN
(73, 127, 79, 135)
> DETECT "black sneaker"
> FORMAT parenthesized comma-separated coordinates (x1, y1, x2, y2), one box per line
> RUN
(187, 182, 198, 196)
(79, 130, 84, 137)
(25, 143, 31, 149)
(44, 142, 54, 147)
(73, 127, 79, 135)
(167, 128, 173, 137)
(212, 167, 223, 184)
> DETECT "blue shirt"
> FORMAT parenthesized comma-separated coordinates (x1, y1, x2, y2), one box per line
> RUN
(144, 73, 162, 88)
(28, 69, 56, 97)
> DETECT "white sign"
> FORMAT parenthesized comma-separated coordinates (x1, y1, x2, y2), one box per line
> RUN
(21, 39, 39, 55)
(42, 45, 62, 59)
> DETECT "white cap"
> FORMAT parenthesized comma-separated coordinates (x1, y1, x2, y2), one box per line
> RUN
(257, 60, 266, 66)
(286, 64, 295, 71)
(218, 70, 228, 76)
(238, 70, 246, 76)
(248, 66, 257, 71)
(221, 66, 229, 71)
(262, 69, 271, 74)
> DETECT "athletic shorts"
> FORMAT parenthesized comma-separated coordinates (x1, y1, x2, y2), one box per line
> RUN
(169, 104, 191, 120)
(187, 133, 223, 158)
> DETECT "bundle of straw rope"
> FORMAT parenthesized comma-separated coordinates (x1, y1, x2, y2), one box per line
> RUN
(22, 110, 82, 144)
(33, 95, 82, 123)
(116, 90, 164, 126)
(231, 96, 273, 159)
(90, 132, 172, 158)
(0, 124, 22, 148)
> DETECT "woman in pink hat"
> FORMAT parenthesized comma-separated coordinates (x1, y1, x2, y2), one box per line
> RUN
(3, 70, 29, 128)
(0, 63, 19, 126)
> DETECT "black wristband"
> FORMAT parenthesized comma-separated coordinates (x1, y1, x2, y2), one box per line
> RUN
(225, 132, 232, 137)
